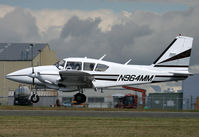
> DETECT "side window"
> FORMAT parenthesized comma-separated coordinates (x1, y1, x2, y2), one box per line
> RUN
(95, 64, 109, 72)
(66, 62, 82, 70)
(83, 62, 95, 71)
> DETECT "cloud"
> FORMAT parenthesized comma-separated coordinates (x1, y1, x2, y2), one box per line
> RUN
(0, 5, 15, 18)
(50, 16, 153, 63)
(60, 16, 101, 39)
(47, 6, 199, 66)
(32, 9, 119, 33)
(0, 8, 40, 42)
(31, 9, 120, 42)
(0, 4, 199, 66)
(125, 7, 199, 65)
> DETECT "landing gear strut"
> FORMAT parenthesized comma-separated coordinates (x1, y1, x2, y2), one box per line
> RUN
(74, 93, 86, 104)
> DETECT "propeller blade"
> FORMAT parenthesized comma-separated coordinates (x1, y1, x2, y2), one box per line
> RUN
(33, 77, 35, 86)
(32, 68, 35, 86)
(30, 44, 35, 87)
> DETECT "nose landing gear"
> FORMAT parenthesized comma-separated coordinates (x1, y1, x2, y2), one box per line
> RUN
(31, 89, 39, 103)
(31, 94, 40, 103)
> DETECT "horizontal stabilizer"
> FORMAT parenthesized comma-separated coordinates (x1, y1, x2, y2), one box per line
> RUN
(169, 71, 193, 76)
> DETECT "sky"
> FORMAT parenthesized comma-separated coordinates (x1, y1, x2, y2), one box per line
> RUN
(0, 0, 188, 12)
(0, 0, 198, 68)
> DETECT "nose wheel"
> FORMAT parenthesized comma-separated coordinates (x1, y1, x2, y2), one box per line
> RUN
(31, 94, 40, 103)
(74, 93, 86, 104)
(31, 89, 39, 103)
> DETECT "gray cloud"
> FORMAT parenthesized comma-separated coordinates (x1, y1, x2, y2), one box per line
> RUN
(60, 16, 101, 39)
(0, 8, 40, 42)
(49, 6, 199, 66)
(125, 7, 199, 65)
(50, 16, 153, 63)
(0, 6, 199, 67)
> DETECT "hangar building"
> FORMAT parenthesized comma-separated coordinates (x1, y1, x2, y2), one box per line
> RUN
(0, 43, 57, 103)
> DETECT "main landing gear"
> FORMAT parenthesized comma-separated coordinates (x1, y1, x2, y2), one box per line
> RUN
(74, 93, 86, 104)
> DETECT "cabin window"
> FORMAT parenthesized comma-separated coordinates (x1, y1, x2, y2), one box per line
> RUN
(95, 64, 109, 72)
(65, 62, 82, 70)
(55, 60, 66, 70)
(83, 62, 95, 71)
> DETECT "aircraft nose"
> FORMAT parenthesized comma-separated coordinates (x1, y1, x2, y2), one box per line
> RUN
(6, 71, 26, 81)
(6, 72, 16, 81)
(5, 68, 32, 83)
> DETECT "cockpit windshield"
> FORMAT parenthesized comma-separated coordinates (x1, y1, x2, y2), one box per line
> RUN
(66, 61, 82, 70)
(55, 60, 66, 70)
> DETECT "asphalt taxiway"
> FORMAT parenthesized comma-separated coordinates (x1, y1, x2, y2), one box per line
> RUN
(0, 110, 199, 118)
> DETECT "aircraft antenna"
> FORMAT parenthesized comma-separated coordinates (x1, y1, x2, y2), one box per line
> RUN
(99, 54, 106, 60)
(124, 59, 132, 65)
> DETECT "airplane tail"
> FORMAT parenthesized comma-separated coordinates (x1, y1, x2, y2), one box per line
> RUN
(152, 35, 193, 72)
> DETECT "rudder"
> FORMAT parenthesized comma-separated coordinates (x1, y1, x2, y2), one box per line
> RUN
(153, 36, 193, 68)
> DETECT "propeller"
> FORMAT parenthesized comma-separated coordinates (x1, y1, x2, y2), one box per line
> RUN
(30, 44, 35, 87)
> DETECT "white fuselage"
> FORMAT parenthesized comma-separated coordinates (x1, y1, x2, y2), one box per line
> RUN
(6, 57, 185, 92)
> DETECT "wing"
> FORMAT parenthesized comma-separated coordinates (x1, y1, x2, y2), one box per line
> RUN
(58, 70, 94, 88)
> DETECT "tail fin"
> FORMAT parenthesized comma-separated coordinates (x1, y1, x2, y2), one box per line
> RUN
(153, 36, 193, 69)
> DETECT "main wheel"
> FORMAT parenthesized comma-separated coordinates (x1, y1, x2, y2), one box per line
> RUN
(31, 94, 40, 103)
(74, 93, 86, 104)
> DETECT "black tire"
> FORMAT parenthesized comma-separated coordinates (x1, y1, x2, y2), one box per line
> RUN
(31, 94, 40, 103)
(74, 93, 86, 104)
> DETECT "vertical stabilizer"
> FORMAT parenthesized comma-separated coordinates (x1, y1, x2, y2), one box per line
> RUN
(153, 36, 193, 69)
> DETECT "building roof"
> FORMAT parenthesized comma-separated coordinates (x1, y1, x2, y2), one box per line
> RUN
(0, 43, 48, 61)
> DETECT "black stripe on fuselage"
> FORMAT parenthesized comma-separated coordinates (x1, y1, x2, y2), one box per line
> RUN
(153, 38, 177, 64)
(93, 74, 119, 81)
(155, 75, 188, 78)
(152, 75, 188, 83)
(151, 81, 168, 83)
(154, 65, 189, 68)
(95, 78, 117, 81)
(93, 74, 119, 77)
(39, 74, 59, 76)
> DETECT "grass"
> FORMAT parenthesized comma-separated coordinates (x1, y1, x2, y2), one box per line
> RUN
(0, 116, 198, 137)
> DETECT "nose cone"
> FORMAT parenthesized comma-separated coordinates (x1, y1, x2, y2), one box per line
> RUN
(6, 68, 32, 83)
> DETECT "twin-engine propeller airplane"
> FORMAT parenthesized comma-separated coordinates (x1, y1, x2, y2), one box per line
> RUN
(6, 36, 194, 103)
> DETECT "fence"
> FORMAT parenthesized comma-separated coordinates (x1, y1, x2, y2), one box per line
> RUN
(1, 96, 199, 110)
(61, 95, 199, 110)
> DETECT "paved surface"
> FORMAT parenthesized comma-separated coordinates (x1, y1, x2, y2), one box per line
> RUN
(0, 110, 199, 118)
